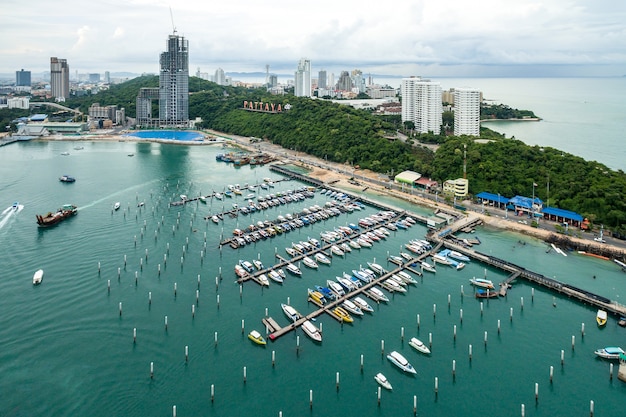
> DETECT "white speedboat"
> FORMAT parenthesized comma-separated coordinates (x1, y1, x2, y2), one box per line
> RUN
(366, 286, 389, 302)
(388, 255, 404, 265)
(268, 270, 283, 284)
(340, 242, 352, 253)
(348, 239, 361, 249)
(367, 262, 386, 275)
(301, 320, 323, 343)
(448, 250, 471, 263)
(33, 269, 44, 285)
(421, 261, 436, 273)
(286, 263, 302, 276)
(374, 373, 393, 390)
(285, 247, 298, 257)
(211, 215, 220, 224)
(409, 337, 431, 354)
(302, 256, 319, 269)
(337, 277, 357, 292)
(357, 237, 372, 248)
(387, 351, 417, 374)
(253, 259, 264, 270)
(382, 278, 407, 293)
(281, 303, 302, 322)
(314, 252, 331, 265)
(326, 279, 345, 297)
(113, 202, 121, 210)
(239, 260, 254, 273)
(353, 296, 374, 313)
(257, 273, 270, 287)
(594, 346, 624, 360)
(397, 270, 418, 284)
(342, 299, 364, 316)
(432, 254, 452, 265)
(389, 274, 408, 287)
(330, 245, 345, 257)
(469, 277, 495, 289)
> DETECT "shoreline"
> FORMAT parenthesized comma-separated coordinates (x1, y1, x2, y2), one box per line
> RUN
(28, 130, 625, 258)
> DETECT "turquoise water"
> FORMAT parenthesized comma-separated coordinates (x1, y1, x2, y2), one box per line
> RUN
(0, 141, 624, 416)
(125, 130, 205, 141)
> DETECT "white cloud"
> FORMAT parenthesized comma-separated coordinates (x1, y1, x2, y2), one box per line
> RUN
(1, 0, 625, 77)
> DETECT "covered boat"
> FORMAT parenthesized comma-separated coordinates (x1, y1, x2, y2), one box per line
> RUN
(594, 346, 624, 360)
(301, 320, 322, 342)
(248, 330, 267, 345)
(374, 373, 392, 390)
(32, 269, 44, 285)
(387, 351, 416, 374)
(408, 337, 431, 354)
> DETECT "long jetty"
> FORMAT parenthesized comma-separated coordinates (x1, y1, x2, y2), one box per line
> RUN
(248, 165, 626, 340)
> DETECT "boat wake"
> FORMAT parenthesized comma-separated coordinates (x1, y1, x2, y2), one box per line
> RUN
(78, 179, 160, 211)
(0, 204, 24, 230)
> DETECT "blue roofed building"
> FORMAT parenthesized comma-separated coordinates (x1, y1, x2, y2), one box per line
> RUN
(476, 192, 509, 209)
(30, 114, 48, 122)
(541, 207, 584, 228)
(507, 195, 543, 216)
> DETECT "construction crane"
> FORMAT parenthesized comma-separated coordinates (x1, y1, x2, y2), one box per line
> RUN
(170, 7, 177, 34)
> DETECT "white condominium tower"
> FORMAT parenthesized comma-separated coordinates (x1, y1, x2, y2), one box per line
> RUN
(294, 58, 311, 97)
(401, 77, 442, 134)
(453, 87, 481, 136)
(50, 57, 70, 100)
(159, 33, 189, 128)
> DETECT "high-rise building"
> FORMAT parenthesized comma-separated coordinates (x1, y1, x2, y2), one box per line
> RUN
(318, 70, 327, 89)
(50, 57, 70, 100)
(16, 69, 31, 86)
(214, 68, 226, 86)
(453, 87, 481, 137)
(104, 71, 110, 84)
(336, 71, 352, 91)
(294, 58, 311, 97)
(159, 33, 189, 128)
(401, 77, 442, 134)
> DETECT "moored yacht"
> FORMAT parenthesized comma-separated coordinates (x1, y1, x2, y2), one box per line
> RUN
(352, 296, 374, 313)
(341, 299, 364, 316)
(301, 320, 323, 342)
(281, 303, 302, 322)
(286, 263, 302, 276)
(409, 337, 431, 354)
(387, 351, 417, 374)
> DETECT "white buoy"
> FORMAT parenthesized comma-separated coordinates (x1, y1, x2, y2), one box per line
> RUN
(98, 261, 101, 273)
(360, 354, 364, 372)
(498, 319, 501, 334)
(272, 350, 276, 367)
(484, 331, 488, 346)
(196, 290, 199, 303)
(118, 267, 121, 279)
(174, 282, 177, 296)
(510, 307, 513, 321)
(217, 294, 220, 308)
(452, 359, 456, 378)
(241, 319, 245, 334)
(610, 363, 614, 380)
(521, 296, 524, 310)
(429, 332, 432, 349)
(211, 384, 214, 402)
(377, 386, 381, 406)
(590, 400, 594, 417)
(336, 371, 340, 391)
(448, 294, 451, 308)
(480, 301, 483, 315)
(581, 322, 585, 337)
(401, 326, 404, 341)
(197, 274, 201, 289)
(561, 349, 565, 365)
(521, 404, 525, 417)
(309, 389, 313, 409)
(413, 395, 417, 415)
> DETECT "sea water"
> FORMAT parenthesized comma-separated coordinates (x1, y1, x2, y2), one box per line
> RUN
(0, 141, 624, 416)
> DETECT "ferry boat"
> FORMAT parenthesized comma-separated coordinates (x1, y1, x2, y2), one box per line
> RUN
(36, 204, 78, 227)
(387, 351, 416, 374)
(469, 277, 495, 289)
(248, 330, 267, 345)
(301, 320, 323, 342)
(374, 373, 393, 390)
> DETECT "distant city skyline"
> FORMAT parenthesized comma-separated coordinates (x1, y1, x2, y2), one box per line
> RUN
(2, 0, 625, 78)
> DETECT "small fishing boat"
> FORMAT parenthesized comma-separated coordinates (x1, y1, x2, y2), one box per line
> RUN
(214, 192, 223, 200)
(267, 270, 284, 284)
(281, 303, 302, 322)
(374, 372, 393, 390)
(475, 288, 499, 298)
(469, 277, 495, 289)
(286, 263, 302, 276)
(248, 330, 266, 345)
(301, 320, 323, 343)
(32, 269, 44, 285)
(332, 306, 354, 323)
(199, 196, 207, 204)
(353, 296, 374, 313)
(409, 337, 431, 354)
(387, 351, 416, 374)
(253, 259, 264, 270)
(596, 309, 608, 326)
(113, 202, 121, 211)
(594, 346, 624, 360)
(211, 215, 219, 224)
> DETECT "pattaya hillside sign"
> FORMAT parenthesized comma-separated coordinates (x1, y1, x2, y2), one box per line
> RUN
(242, 101, 291, 113)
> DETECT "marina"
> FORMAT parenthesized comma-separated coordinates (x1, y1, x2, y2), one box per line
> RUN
(1, 141, 625, 417)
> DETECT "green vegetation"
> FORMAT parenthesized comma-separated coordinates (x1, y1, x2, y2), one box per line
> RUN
(481, 103, 538, 119)
(0, 108, 31, 132)
(24, 75, 623, 234)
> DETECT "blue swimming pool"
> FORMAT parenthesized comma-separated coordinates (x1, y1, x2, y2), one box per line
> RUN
(125, 130, 204, 141)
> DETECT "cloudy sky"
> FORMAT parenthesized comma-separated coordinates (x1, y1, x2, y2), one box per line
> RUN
(2, 0, 625, 78)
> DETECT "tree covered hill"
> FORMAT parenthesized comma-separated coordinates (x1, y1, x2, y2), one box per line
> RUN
(60, 76, 625, 232)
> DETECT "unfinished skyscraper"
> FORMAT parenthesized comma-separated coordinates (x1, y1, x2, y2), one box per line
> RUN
(159, 33, 189, 127)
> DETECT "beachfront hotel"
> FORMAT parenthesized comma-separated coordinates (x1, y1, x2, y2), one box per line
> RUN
(401, 77, 443, 134)
(159, 32, 189, 128)
(453, 87, 481, 136)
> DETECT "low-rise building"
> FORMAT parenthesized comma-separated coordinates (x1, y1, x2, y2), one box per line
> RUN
(443, 178, 469, 198)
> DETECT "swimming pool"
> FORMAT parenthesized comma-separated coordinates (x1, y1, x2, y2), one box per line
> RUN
(124, 130, 204, 141)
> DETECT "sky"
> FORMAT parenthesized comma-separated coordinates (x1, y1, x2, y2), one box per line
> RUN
(2, 0, 626, 79)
